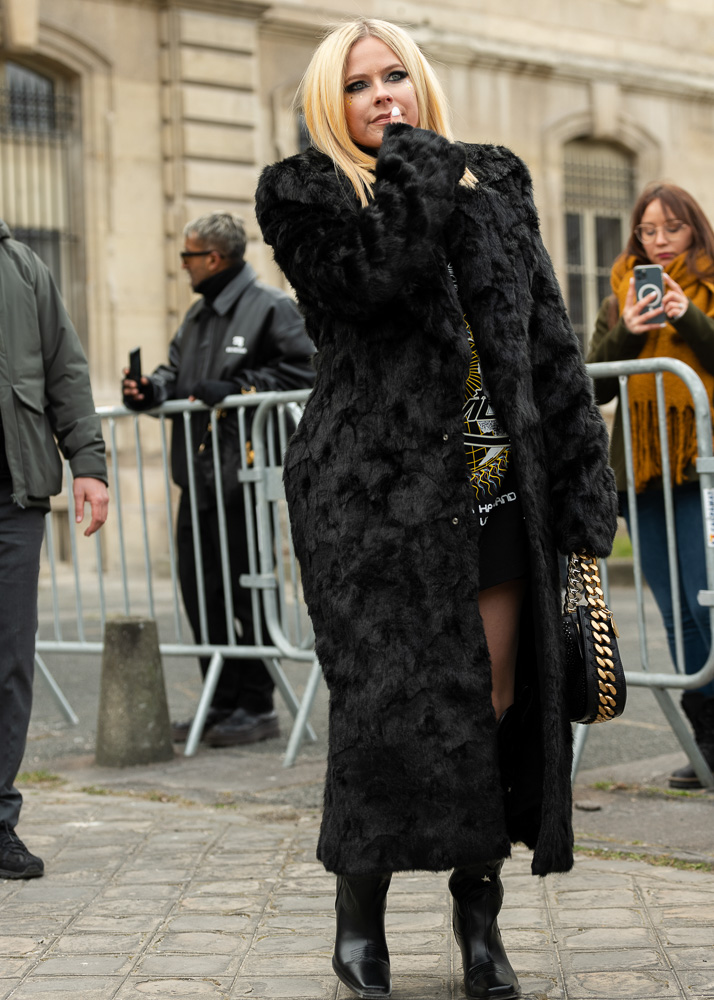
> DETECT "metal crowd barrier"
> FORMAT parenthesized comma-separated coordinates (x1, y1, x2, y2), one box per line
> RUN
(37, 360, 714, 784)
(36, 390, 321, 768)
(574, 357, 714, 786)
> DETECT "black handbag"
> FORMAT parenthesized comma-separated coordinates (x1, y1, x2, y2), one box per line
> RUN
(562, 552, 627, 725)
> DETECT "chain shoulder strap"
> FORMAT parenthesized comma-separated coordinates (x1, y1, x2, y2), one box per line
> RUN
(564, 551, 622, 723)
(564, 552, 620, 637)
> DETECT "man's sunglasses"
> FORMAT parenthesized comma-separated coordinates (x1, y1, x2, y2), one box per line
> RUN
(180, 249, 221, 260)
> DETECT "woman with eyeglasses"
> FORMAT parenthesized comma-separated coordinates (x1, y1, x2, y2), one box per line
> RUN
(257, 17, 618, 1000)
(587, 183, 714, 789)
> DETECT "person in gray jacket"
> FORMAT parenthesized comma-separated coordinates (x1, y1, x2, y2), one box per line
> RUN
(122, 213, 314, 747)
(0, 221, 108, 879)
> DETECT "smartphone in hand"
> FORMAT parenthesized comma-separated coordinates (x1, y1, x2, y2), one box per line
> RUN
(128, 347, 142, 383)
(634, 265, 666, 326)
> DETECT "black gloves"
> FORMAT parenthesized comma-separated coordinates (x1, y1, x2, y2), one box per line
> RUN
(190, 380, 237, 407)
(122, 377, 156, 410)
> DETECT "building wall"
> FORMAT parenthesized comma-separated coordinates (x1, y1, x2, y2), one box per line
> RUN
(2, 0, 714, 394)
(2, 1, 714, 573)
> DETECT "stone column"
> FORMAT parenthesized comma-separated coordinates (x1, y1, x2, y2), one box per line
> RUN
(1, 0, 39, 50)
(160, 2, 267, 337)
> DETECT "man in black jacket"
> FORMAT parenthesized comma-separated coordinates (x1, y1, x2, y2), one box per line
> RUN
(123, 213, 314, 746)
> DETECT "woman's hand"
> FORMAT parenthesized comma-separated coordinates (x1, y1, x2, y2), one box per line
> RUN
(622, 278, 666, 334)
(622, 274, 690, 334)
(662, 272, 689, 321)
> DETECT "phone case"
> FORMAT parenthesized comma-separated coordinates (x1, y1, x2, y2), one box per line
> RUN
(634, 265, 666, 326)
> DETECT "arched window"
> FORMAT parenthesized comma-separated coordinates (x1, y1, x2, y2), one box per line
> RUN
(564, 140, 635, 350)
(0, 60, 84, 342)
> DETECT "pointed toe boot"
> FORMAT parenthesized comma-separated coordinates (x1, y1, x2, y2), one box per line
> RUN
(449, 860, 520, 1000)
(332, 873, 392, 999)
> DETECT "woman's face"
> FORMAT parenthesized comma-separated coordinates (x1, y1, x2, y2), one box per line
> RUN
(638, 198, 693, 266)
(343, 35, 418, 149)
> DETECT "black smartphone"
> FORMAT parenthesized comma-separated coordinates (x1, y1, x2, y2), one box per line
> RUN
(634, 264, 666, 326)
(128, 347, 142, 382)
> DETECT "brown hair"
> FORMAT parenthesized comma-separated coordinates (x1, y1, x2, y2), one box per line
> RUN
(622, 182, 714, 282)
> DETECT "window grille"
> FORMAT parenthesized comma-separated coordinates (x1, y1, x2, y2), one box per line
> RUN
(564, 140, 635, 351)
(0, 61, 84, 342)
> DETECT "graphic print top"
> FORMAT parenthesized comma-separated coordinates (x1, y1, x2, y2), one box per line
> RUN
(447, 265, 518, 526)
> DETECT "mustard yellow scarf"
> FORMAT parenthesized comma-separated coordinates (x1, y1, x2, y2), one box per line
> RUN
(611, 252, 714, 492)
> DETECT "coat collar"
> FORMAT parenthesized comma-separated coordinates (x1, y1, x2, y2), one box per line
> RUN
(209, 260, 257, 317)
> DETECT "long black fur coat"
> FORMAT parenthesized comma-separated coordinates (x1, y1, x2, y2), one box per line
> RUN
(256, 124, 618, 877)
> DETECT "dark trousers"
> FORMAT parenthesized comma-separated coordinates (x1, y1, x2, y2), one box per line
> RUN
(0, 481, 45, 827)
(176, 491, 274, 714)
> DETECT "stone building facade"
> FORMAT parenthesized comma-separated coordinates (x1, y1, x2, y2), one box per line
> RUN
(2, 0, 714, 392)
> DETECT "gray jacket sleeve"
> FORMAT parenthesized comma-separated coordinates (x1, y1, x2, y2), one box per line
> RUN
(34, 259, 107, 483)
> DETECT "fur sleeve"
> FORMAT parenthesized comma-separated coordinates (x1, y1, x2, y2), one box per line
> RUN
(521, 170, 618, 557)
(256, 125, 465, 324)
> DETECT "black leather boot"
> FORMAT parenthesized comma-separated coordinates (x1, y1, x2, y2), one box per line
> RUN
(332, 873, 392, 999)
(449, 860, 521, 999)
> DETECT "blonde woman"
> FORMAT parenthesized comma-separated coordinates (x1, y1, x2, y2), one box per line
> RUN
(257, 18, 617, 1000)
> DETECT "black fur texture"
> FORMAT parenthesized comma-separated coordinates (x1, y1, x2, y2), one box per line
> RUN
(256, 124, 618, 878)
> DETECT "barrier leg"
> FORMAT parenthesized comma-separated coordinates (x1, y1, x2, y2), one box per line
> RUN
(264, 657, 317, 744)
(570, 722, 589, 784)
(184, 651, 224, 757)
(283, 656, 323, 768)
(34, 653, 79, 726)
(650, 687, 714, 789)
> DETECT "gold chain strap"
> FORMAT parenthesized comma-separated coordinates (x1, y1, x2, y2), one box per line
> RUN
(565, 552, 621, 723)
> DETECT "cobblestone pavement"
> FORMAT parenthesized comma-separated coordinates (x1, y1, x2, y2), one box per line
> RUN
(2, 787, 714, 1000)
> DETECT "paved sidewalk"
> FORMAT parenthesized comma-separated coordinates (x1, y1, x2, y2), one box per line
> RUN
(2, 784, 714, 1000)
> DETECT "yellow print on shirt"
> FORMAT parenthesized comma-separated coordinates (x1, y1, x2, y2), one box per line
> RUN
(463, 319, 510, 497)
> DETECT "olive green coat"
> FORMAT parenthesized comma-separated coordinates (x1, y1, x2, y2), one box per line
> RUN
(0, 222, 106, 509)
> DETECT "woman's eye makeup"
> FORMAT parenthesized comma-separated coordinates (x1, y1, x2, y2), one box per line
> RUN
(344, 70, 409, 94)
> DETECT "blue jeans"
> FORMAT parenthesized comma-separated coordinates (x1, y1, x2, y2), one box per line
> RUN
(621, 483, 714, 697)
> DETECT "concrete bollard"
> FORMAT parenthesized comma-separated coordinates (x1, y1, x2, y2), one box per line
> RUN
(95, 617, 174, 767)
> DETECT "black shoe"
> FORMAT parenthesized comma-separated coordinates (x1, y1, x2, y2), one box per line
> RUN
(0, 822, 44, 880)
(669, 692, 714, 789)
(669, 755, 714, 789)
(449, 860, 520, 999)
(333, 873, 392, 999)
(203, 707, 280, 747)
(171, 707, 231, 743)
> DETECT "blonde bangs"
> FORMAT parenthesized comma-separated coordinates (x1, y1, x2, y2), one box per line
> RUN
(298, 18, 477, 205)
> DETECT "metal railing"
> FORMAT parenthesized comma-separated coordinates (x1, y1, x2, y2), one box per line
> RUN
(574, 357, 714, 786)
(37, 390, 321, 767)
(37, 360, 714, 783)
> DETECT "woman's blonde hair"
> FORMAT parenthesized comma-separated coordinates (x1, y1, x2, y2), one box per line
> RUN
(299, 18, 476, 206)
